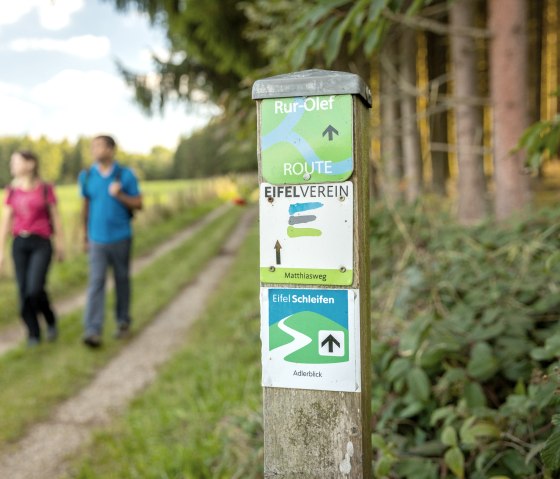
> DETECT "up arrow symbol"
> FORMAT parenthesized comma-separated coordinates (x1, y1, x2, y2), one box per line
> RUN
(321, 334, 341, 353)
(322, 125, 339, 141)
(274, 240, 282, 265)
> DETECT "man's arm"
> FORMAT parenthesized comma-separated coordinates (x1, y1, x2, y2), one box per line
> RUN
(113, 190, 143, 210)
(81, 198, 89, 251)
(108, 169, 143, 210)
(78, 171, 89, 250)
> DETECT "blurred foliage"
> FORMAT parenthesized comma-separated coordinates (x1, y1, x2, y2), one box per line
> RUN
(106, 0, 267, 114)
(370, 202, 560, 478)
(242, 0, 432, 73)
(173, 118, 256, 179)
(0, 135, 174, 186)
(105, 0, 436, 112)
(517, 109, 560, 173)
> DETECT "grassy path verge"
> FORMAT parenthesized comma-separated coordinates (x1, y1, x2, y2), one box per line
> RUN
(67, 224, 262, 479)
(0, 205, 246, 447)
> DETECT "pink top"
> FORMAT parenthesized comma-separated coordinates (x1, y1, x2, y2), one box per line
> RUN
(4, 183, 56, 239)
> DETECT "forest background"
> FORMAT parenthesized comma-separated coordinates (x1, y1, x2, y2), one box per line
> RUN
(1, 0, 558, 226)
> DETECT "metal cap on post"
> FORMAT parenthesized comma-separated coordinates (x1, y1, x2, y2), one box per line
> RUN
(255, 69, 372, 478)
(252, 68, 372, 107)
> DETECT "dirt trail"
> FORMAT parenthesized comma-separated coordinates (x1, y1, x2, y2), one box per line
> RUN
(0, 203, 231, 356)
(0, 206, 255, 479)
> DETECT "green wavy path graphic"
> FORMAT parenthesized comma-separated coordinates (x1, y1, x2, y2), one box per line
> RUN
(269, 311, 348, 364)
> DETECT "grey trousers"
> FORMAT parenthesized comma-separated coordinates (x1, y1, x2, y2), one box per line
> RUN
(84, 238, 132, 336)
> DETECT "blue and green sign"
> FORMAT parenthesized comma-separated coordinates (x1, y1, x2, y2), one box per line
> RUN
(260, 94, 353, 184)
(261, 287, 360, 392)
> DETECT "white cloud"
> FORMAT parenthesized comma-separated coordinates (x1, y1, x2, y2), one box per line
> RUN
(23, 69, 213, 152)
(31, 69, 128, 107)
(138, 47, 186, 69)
(0, 0, 84, 30)
(120, 9, 150, 28)
(0, 81, 24, 96)
(38, 0, 84, 30)
(0, 1, 37, 26)
(0, 2, 212, 153)
(138, 46, 170, 67)
(0, 92, 42, 135)
(112, 106, 211, 153)
(9, 35, 111, 59)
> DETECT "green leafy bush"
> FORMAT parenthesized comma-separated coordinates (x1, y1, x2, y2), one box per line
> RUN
(516, 114, 560, 172)
(370, 203, 560, 479)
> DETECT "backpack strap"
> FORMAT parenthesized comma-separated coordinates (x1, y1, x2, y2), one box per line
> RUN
(112, 164, 133, 219)
(114, 164, 122, 182)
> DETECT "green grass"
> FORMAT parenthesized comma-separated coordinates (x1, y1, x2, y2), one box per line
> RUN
(0, 204, 247, 447)
(27, 179, 221, 256)
(0, 199, 222, 330)
(67, 225, 262, 479)
(0, 178, 228, 264)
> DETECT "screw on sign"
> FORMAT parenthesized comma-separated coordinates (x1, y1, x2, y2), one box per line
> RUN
(253, 69, 372, 478)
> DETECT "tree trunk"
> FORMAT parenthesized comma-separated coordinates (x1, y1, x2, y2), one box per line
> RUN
(380, 40, 403, 204)
(450, 0, 487, 224)
(489, 0, 531, 220)
(426, 30, 449, 196)
(400, 28, 423, 203)
(528, 0, 544, 123)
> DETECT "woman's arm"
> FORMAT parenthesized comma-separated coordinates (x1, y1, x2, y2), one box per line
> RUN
(49, 203, 64, 261)
(0, 206, 13, 271)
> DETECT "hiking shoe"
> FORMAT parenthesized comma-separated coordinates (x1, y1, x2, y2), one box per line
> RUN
(83, 334, 102, 348)
(27, 337, 40, 348)
(114, 324, 131, 340)
(47, 325, 58, 342)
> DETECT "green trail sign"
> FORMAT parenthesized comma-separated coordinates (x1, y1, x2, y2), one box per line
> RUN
(260, 94, 353, 184)
(260, 287, 360, 392)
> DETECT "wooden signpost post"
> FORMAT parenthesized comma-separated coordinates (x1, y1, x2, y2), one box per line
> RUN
(253, 69, 372, 478)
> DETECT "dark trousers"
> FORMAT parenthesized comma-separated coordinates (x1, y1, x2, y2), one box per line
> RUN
(84, 238, 132, 336)
(12, 235, 55, 340)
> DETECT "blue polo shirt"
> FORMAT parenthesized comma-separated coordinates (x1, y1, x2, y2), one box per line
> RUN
(79, 163, 140, 244)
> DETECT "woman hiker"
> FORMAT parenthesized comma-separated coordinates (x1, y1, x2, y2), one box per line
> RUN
(0, 150, 64, 347)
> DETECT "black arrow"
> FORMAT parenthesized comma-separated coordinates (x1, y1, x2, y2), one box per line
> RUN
(322, 125, 339, 141)
(274, 240, 282, 265)
(321, 334, 341, 353)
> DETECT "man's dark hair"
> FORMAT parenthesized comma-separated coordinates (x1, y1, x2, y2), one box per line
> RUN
(94, 135, 117, 150)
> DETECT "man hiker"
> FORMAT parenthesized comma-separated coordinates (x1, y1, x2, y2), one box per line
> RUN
(79, 135, 142, 348)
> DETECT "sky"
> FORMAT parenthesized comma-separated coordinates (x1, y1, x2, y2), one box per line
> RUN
(0, 0, 215, 153)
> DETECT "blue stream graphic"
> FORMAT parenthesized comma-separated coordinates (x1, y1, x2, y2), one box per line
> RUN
(288, 202, 323, 215)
